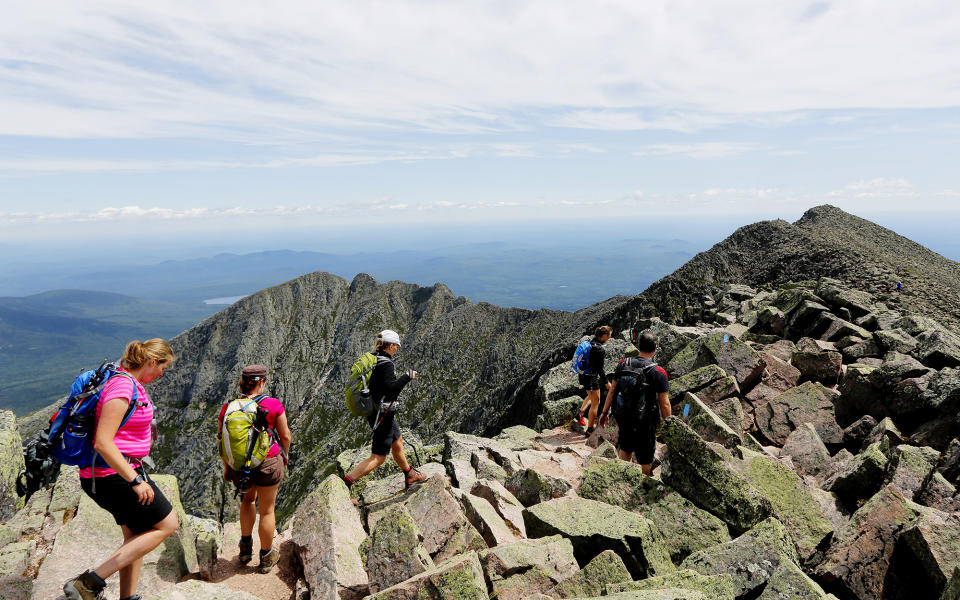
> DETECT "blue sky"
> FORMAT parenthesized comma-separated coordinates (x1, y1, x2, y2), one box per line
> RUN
(1, 2, 959, 243)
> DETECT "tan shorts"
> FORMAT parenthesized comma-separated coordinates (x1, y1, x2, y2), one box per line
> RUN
(226, 453, 285, 488)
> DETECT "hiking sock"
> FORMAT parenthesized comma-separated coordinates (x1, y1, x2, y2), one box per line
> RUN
(403, 466, 413, 475)
(240, 535, 253, 544)
(259, 548, 272, 558)
(343, 475, 355, 487)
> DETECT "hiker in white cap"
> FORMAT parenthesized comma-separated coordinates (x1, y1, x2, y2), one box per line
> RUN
(342, 330, 426, 498)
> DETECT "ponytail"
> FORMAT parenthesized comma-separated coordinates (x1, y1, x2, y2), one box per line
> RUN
(121, 338, 175, 370)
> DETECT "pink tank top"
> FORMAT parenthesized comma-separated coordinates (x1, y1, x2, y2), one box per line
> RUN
(79, 369, 153, 478)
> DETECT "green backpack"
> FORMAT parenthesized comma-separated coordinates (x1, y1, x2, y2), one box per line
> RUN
(345, 353, 388, 416)
(218, 395, 275, 471)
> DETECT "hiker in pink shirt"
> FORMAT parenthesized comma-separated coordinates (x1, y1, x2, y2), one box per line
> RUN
(64, 339, 178, 600)
(218, 364, 292, 574)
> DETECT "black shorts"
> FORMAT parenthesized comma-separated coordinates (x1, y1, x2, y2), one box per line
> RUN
(617, 418, 658, 464)
(225, 454, 285, 488)
(368, 412, 402, 456)
(81, 474, 173, 535)
(579, 374, 601, 391)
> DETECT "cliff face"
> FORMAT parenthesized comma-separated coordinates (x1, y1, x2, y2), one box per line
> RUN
(150, 205, 960, 519)
(150, 270, 628, 519)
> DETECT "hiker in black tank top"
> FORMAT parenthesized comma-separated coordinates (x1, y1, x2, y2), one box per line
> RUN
(342, 330, 427, 497)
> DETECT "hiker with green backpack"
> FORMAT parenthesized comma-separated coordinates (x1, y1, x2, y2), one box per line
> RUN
(218, 364, 291, 573)
(342, 330, 426, 502)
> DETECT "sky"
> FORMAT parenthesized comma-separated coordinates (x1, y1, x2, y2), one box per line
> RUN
(1, 1, 959, 244)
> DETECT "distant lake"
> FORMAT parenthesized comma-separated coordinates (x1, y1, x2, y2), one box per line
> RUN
(203, 295, 246, 305)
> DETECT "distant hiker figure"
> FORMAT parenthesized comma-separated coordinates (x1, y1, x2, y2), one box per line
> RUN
(572, 326, 613, 436)
(63, 339, 178, 600)
(343, 330, 426, 503)
(218, 364, 291, 573)
(896, 281, 902, 293)
(598, 332, 670, 475)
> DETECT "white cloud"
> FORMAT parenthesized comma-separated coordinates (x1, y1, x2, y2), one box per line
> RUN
(2, 2, 959, 142)
(635, 142, 770, 159)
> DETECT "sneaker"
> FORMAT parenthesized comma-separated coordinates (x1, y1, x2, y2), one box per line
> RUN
(404, 467, 427, 489)
(575, 414, 587, 427)
(258, 547, 280, 574)
(238, 536, 253, 564)
(63, 570, 107, 600)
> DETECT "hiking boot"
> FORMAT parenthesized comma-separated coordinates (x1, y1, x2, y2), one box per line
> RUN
(575, 414, 587, 427)
(120, 596, 143, 600)
(258, 547, 280, 574)
(584, 427, 595, 438)
(238, 536, 253, 564)
(404, 467, 427, 489)
(63, 570, 106, 600)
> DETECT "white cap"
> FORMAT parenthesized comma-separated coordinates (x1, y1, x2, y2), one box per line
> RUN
(379, 329, 401, 346)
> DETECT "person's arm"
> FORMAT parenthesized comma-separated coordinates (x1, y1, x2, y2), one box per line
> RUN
(93, 397, 154, 505)
(598, 380, 617, 428)
(380, 360, 411, 394)
(657, 392, 671, 419)
(275, 412, 291, 465)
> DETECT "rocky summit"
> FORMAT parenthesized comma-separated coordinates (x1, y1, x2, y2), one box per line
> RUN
(3, 205, 960, 599)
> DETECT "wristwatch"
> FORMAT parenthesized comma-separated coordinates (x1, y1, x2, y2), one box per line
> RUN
(128, 474, 145, 487)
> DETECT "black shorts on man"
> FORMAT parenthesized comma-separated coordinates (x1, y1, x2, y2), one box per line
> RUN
(81, 474, 173, 535)
(617, 417, 658, 464)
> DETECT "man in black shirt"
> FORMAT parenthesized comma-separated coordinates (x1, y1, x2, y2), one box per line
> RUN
(575, 325, 613, 436)
(599, 332, 670, 475)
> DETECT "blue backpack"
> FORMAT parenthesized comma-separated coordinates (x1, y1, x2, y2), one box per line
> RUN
(571, 340, 593, 375)
(48, 361, 140, 469)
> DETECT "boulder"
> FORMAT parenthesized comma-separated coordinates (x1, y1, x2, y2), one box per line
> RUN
(668, 365, 728, 404)
(815, 485, 923, 600)
(33, 475, 195, 600)
(861, 417, 904, 452)
(825, 441, 890, 507)
(760, 352, 801, 389)
(943, 567, 960, 600)
(290, 474, 368, 600)
(471, 451, 509, 483)
(185, 515, 222, 581)
(366, 504, 433, 594)
(916, 328, 960, 369)
(660, 417, 771, 534)
(579, 457, 730, 563)
(791, 346, 843, 386)
(534, 396, 581, 431)
(939, 438, 960, 484)
(843, 337, 883, 361)
(680, 517, 800, 599)
(364, 551, 487, 600)
(915, 472, 960, 513)
(702, 331, 766, 389)
(470, 479, 526, 537)
(781, 423, 832, 480)
(927, 368, 960, 416)
(710, 397, 745, 435)
(693, 376, 740, 405)
(635, 318, 705, 365)
(494, 425, 541, 450)
(504, 469, 572, 507)
(842, 415, 878, 451)
(816, 278, 874, 317)
(785, 300, 831, 340)
(445, 458, 478, 491)
(820, 314, 872, 343)
(147, 580, 260, 599)
(479, 535, 578, 600)
(755, 382, 843, 446)
(874, 329, 919, 354)
(546, 549, 631, 598)
(401, 475, 481, 559)
(606, 569, 736, 599)
(836, 363, 885, 427)
(359, 463, 447, 505)
(733, 448, 834, 561)
(900, 507, 960, 594)
(535, 364, 581, 404)
(523, 496, 674, 579)
(758, 560, 830, 599)
(0, 411, 25, 520)
(764, 339, 799, 363)
(886, 445, 939, 499)
(453, 489, 518, 547)
(680, 393, 742, 450)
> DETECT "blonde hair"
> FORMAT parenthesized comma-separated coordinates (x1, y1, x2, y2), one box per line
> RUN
(121, 338, 176, 370)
